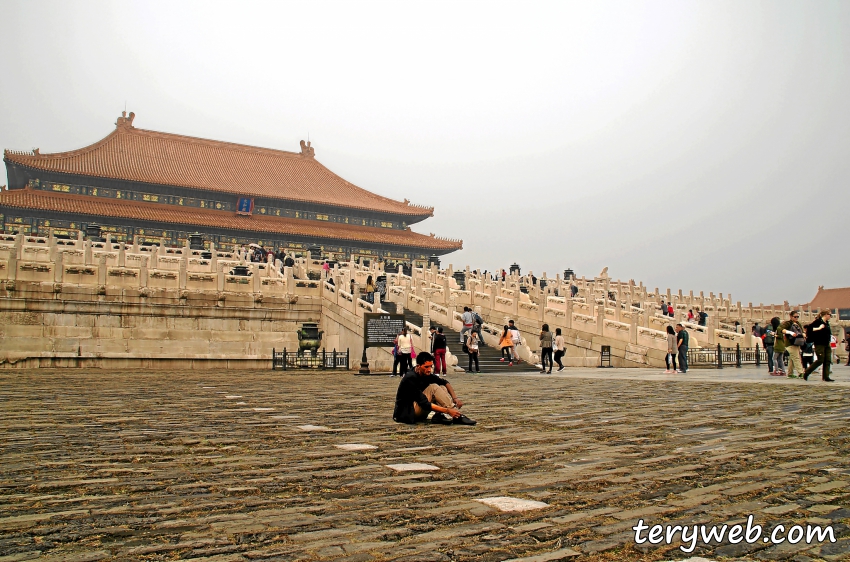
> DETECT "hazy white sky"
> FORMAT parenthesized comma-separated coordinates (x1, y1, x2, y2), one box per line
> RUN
(2, 0, 848, 306)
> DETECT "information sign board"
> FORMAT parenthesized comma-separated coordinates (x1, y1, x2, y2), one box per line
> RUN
(236, 197, 254, 215)
(364, 313, 405, 348)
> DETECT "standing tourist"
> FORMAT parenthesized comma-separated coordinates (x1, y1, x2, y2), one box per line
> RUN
(777, 311, 805, 378)
(460, 307, 474, 344)
(675, 323, 689, 373)
(392, 327, 413, 377)
(433, 327, 448, 376)
(508, 320, 523, 363)
(553, 328, 565, 372)
(498, 326, 514, 364)
(771, 316, 788, 376)
(473, 310, 484, 344)
(665, 325, 677, 373)
(803, 310, 835, 382)
(688, 309, 695, 322)
(539, 323, 553, 374)
(365, 275, 376, 304)
(667, 303, 674, 317)
(763, 317, 778, 374)
(466, 331, 481, 373)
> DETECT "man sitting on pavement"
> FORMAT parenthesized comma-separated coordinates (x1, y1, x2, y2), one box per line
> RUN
(393, 352, 476, 425)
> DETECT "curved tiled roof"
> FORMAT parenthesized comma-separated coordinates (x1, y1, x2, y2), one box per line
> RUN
(4, 113, 434, 218)
(0, 189, 462, 252)
(808, 287, 850, 310)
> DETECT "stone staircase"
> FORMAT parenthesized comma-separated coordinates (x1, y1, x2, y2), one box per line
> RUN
(381, 301, 535, 373)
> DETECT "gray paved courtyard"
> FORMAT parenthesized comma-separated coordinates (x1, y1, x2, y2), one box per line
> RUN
(1, 366, 850, 561)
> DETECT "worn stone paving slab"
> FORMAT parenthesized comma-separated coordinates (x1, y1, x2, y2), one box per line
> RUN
(0, 367, 849, 561)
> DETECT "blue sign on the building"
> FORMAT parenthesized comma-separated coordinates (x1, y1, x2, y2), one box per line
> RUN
(236, 197, 254, 215)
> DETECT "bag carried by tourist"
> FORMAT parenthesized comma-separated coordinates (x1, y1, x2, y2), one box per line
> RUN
(462, 343, 469, 354)
(763, 329, 775, 346)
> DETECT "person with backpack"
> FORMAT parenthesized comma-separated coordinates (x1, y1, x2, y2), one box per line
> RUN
(697, 308, 707, 326)
(801, 342, 816, 371)
(763, 317, 777, 374)
(465, 331, 481, 373)
(473, 310, 484, 344)
(777, 311, 805, 378)
(803, 310, 835, 382)
(460, 307, 474, 344)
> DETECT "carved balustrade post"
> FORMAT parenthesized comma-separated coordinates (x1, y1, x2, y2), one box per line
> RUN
(565, 298, 572, 330)
(596, 299, 605, 335)
(630, 312, 638, 344)
(252, 264, 261, 292)
(48, 231, 57, 262)
(97, 255, 107, 286)
(53, 250, 64, 284)
(179, 257, 187, 289)
(140, 255, 149, 288)
(83, 240, 92, 266)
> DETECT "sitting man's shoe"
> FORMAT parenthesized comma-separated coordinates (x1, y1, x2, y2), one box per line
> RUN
(823, 377, 835, 382)
(430, 413, 454, 424)
(453, 414, 477, 425)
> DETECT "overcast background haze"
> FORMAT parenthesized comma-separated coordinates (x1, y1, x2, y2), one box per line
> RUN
(1, 0, 848, 306)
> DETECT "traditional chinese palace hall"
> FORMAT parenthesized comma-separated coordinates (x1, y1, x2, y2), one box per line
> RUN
(1, 112, 461, 264)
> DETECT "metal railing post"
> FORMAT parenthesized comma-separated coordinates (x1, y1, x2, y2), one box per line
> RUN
(736, 343, 741, 368)
(272, 347, 275, 370)
(322, 348, 326, 370)
(333, 349, 337, 370)
(282, 347, 287, 371)
(717, 343, 723, 369)
(755, 343, 760, 367)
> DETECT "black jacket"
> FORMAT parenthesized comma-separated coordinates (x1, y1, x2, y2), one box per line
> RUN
(433, 333, 447, 351)
(807, 318, 832, 346)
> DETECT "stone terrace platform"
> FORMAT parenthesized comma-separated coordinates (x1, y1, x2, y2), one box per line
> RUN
(1, 367, 850, 561)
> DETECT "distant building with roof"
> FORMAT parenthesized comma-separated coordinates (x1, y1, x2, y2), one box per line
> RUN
(1, 112, 461, 264)
(806, 286, 850, 321)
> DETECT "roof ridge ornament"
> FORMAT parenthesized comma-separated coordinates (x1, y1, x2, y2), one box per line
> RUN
(116, 111, 136, 130)
(299, 140, 315, 159)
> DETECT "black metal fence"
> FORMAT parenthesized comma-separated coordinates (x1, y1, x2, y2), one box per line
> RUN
(272, 348, 350, 370)
(688, 344, 769, 368)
